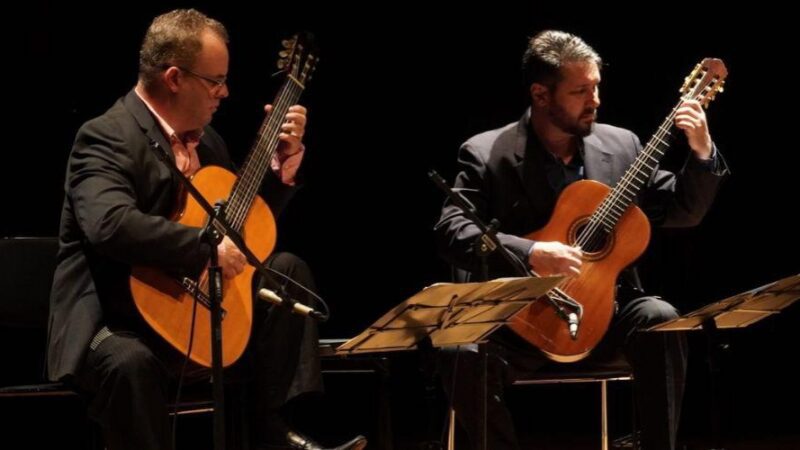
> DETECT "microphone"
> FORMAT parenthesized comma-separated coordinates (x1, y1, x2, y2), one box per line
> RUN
(149, 139, 169, 160)
(257, 288, 326, 321)
(568, 312, 579, 340)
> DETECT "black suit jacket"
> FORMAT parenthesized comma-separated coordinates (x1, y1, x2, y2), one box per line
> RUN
(48, 89, 295, 381)
(435, 109, 728, 280)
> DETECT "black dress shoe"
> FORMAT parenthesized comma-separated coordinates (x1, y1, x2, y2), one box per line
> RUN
(286, 430, 367, 450)
(611, 431, 640, 449)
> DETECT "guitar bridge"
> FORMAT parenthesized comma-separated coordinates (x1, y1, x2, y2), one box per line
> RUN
(180, 277, 227, 319)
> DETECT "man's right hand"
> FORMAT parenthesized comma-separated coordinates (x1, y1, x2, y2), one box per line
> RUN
(216, 236, 246, 279)
(528, 241, 583, 276)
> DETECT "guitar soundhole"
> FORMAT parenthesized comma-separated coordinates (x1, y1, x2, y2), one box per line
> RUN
(569, 217, 613, 260)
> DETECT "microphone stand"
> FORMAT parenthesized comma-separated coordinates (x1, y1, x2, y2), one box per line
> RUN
(149, 140, 326, 450)
(430, 170, 533, 450)
(429, 171, 530, 279)
(428, 170, 582, 450)
(428, 170, 580, 324)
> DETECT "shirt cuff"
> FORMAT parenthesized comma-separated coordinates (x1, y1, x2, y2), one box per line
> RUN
(691, 143, 726, 175)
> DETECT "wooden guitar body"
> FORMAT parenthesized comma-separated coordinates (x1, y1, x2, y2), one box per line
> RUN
(509, 180, 649, 362)
(131, 166, 276, 367)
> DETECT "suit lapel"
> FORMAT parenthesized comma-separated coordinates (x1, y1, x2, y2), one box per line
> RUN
(582, 130, 614, 186)
(512, 115, 618, 223)
(122, 89, 189, 207)
(123, 89, 174, 165)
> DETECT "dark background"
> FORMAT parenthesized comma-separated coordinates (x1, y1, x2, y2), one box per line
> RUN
(5, 2, 799, 449)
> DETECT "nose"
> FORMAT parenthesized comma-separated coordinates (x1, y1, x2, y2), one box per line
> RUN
(589, 86, 600, 108)
(218, 83, 229, 99)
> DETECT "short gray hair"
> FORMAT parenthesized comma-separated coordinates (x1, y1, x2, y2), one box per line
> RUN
(138, 9, 229, 88)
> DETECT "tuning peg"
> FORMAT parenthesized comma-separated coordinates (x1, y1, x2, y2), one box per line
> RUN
(681, 77, 694, 94)
(681, 63, 704, 93)
(282, 39, 294, 48)
(277, 60, 287, 70)
(279, 50, 290, 58)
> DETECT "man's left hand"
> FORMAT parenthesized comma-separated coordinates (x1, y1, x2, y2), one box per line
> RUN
(674, 99, 713, 159)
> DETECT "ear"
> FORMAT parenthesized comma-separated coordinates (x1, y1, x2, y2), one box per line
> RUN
(162, 66, 182, 93)
(530, 83, 550, 107)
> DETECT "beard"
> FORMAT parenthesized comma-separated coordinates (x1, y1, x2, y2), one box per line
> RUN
(549, 104, 596, 137)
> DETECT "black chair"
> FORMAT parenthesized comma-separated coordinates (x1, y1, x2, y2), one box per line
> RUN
(443, 267, 637, 450)
(0, 236, 63, 395)
(0, 237, 212, 447)
(442, 353, 635, 450)
(510, 356, 635, 450)
(0, 237, 100, 449)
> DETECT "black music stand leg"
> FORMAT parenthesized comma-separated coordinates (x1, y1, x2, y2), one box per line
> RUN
(477, 343, 488, 450)
(702, 318, 728, 450)
(472, 221, 498, 450)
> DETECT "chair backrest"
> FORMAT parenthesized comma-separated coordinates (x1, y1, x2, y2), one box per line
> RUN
(0, 237, 59, 385)
(0, 237, 58, 328)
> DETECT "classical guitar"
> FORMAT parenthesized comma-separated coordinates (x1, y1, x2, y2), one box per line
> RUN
(130, 35, 317, 367)
(509, 58, 727, 362)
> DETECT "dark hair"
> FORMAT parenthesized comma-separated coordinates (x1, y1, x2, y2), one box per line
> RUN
(138, 9, 229, 88)
(521, 30, 602, 88)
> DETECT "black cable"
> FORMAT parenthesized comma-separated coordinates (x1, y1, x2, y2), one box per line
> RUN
(261, 264, 331, 321)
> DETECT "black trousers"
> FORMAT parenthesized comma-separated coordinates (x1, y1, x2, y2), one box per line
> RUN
(439, 290, 688, 450)
(73, 252, 322, 450)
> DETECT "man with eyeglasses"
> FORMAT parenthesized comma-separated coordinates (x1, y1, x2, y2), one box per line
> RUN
(47, 8, 366, 450)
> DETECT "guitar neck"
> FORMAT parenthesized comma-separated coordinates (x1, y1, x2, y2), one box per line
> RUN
(586, 57, 727, 234)
(589, 100, 685, 233)
(226, 76, 306, 231)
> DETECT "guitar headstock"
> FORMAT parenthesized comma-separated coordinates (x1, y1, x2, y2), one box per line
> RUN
(277, 32, 318, 87)
(680, 58, 727, 108)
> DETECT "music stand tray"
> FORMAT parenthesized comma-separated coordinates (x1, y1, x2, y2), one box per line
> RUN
(337, 276, 565, 355)
(648, 273, 800, 332)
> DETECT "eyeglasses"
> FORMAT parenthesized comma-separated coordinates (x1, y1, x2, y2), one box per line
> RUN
(169, 65, 227, 92)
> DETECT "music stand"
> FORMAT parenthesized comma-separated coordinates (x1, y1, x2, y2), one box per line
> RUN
(337, 276, 564, 353)
(648, 273, 800, 450)
(648, 273, 800, 332)
(337, 275, 564, 450)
